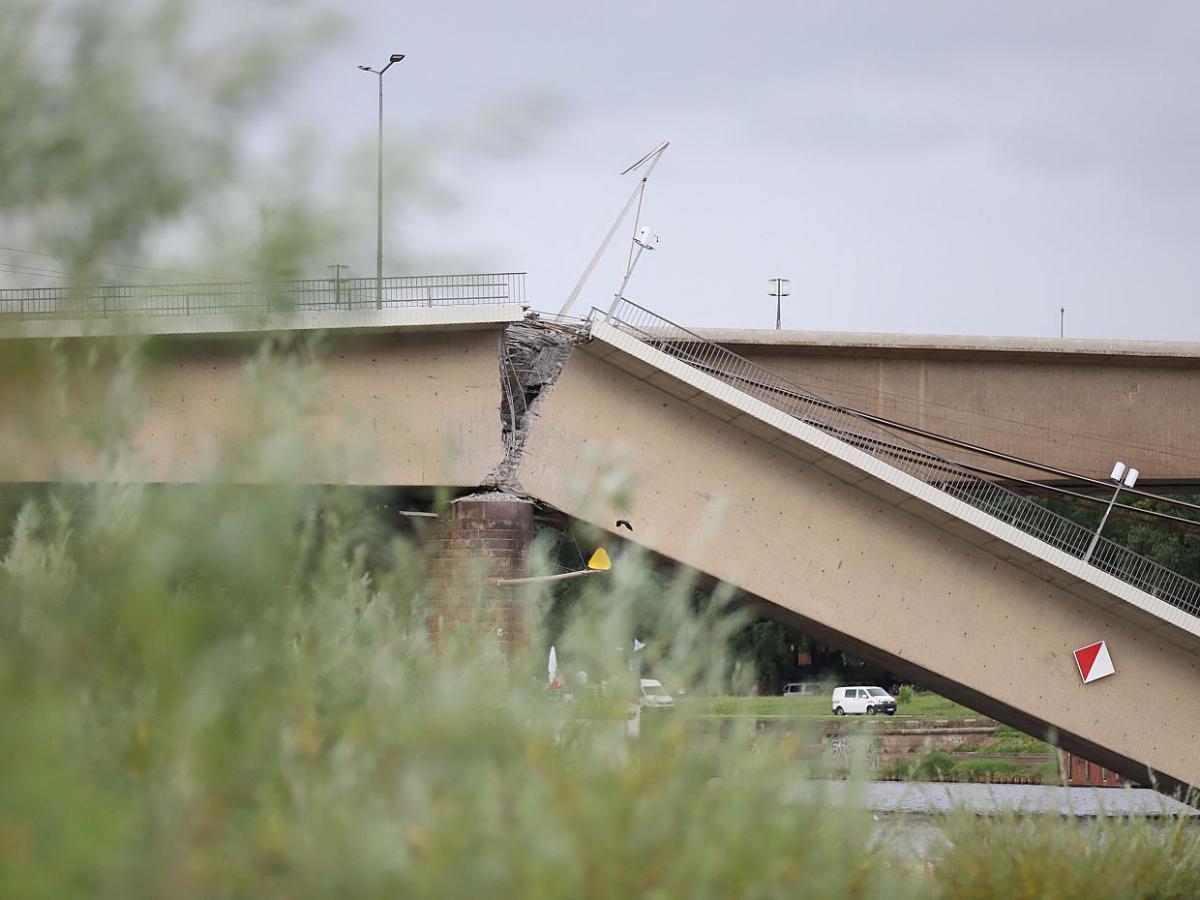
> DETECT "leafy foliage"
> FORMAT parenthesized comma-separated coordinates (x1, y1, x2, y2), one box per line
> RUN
(931, 814, 1200, 899)
(728, 619, 793, 693)
(1037, 494, 1200, 582)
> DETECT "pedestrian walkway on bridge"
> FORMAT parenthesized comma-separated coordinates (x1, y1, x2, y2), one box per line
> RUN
(0, 272, 526, 318)
(589, 299, 1200, 628)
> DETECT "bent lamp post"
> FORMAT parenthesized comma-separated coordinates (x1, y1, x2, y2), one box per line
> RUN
(1083, 460, 1139, 563)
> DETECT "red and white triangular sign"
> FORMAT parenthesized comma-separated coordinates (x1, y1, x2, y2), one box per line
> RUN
(1074, 640, 1115, 684)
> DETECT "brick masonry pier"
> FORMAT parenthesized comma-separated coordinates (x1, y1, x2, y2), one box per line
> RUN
(423, 493, 534, 647)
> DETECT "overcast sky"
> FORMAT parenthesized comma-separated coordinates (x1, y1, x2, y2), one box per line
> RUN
(307, 1, 1199, 341)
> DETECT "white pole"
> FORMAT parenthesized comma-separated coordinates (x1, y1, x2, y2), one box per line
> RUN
(1083, 483, 1122, 563)
(558, 142, 668, 318)
(495, 568, 606, 587)
(375, 71, 384, 309)
(606, 242, 647, 320)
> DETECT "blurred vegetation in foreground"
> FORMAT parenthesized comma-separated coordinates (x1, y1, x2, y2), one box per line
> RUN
(4, 474, 1200, 896)
(3, 1, 1200, 897)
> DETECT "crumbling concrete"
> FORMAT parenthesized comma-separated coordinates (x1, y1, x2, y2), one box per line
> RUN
(488, 317, 579, 489)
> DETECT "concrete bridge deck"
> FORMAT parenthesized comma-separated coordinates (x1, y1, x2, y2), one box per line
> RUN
(2, 281, 1198, 791)
(512, 307, 1200, 793)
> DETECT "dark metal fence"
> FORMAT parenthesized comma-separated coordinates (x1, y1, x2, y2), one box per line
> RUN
(0, 273, 526, 319)
(593, 299, 1200, 619)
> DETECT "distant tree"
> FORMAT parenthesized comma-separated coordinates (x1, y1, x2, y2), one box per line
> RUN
(729, 620, 793, 694)
(1038, 494, 1200, 583)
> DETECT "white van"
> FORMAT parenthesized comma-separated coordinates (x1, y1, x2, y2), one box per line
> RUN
(831, 686, 896, 716)
(783, 682, 822, 697)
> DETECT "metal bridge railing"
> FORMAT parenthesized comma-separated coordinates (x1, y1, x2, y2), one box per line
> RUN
(592, 299, 1200, 620)
(0, 273, 526, 319)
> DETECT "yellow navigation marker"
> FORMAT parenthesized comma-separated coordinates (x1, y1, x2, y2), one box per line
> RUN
(587, 547, 612, 571)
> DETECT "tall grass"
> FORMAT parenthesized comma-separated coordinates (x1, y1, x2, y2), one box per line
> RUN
(0, 465, 910, 897)
(931, 812, 1200, 898)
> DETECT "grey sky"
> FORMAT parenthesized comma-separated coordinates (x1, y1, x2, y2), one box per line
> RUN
(187, 3, 1200, 339)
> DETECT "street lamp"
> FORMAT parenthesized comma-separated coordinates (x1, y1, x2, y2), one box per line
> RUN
(358, 52, 405, 309)
(1083, 460, 1140, 563)
(769, 277, 791, 330)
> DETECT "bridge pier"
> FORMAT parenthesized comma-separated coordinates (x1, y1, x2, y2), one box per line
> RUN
(423, 493, 534, 648)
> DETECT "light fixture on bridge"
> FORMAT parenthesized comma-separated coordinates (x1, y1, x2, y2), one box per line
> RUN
(1109, 460, 1140, 488)
(634, 226, 659, 251)
(1083, 460, 1140, 563)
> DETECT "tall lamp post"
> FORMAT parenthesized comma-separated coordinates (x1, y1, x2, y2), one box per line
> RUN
(768, 277, 790, 330)
(1083, 460, 1139, 563)
(358, 53, 405, 309)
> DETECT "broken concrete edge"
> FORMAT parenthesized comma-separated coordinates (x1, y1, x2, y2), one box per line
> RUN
(485, 315, 586, 491)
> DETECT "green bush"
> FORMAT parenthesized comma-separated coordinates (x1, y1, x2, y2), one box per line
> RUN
(949, 759, 1026, 781)
(930, 813, 1200, 899)
(897, 684, 914, 706)
(982, 725, 1055, 755)
(0, 467, 914, 898)
(1035, 760, 1062, 785)
(914, 750, 957, 780)
(955, 726, 1055, 757)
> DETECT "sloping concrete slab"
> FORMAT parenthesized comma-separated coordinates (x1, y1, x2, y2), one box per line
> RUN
(516, 330, 1200, 791)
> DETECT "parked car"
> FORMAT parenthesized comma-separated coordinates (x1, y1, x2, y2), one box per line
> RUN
(782, 682, 822, 697)
(831, 685, 896, 716)
(638, 678, 674, 709)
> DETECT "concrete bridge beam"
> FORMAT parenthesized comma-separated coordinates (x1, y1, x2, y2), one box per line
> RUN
(514, 338, 1200, 792)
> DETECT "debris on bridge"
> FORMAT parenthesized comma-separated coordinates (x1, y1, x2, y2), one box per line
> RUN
(490, 317, 580, 488)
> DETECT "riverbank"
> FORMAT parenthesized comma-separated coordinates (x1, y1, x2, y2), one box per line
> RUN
(668, 701, 1061, 783)
(787, 780, 1199, 817)
(803, 780, 1200, 860)
(682, 693, 976, 719)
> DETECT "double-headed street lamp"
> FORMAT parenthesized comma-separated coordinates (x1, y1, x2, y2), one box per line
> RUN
(358, 53, 405, 309)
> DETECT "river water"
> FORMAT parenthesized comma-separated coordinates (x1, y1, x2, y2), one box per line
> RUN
(787, 780, 1199, 858)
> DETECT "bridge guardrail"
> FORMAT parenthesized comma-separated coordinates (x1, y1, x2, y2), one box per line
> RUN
(0, 273, 526, 319)
(592, 299, 1200, 620)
